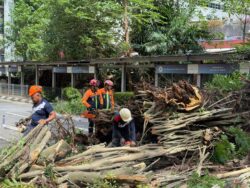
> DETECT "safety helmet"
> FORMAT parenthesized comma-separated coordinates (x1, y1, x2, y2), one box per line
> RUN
(89, 79, 98, 86)
(119, 108, 132, 122)
(104, 80, 114, 86)
(29, 85, 42, 96)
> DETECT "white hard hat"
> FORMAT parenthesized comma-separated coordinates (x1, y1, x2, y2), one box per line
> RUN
(119, 108, 132, 122)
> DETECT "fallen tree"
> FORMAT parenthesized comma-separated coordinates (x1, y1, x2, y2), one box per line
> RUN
(1, 79, 250, 187)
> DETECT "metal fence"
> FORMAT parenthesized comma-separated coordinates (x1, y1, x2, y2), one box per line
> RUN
(0, 83, 29, 97)
(0, 83, 63, 100)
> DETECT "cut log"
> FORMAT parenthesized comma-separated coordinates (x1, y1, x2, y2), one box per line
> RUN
(29, 130, 51, 162)
(37, 139, 71, 164)
(216, 167, 250, 179)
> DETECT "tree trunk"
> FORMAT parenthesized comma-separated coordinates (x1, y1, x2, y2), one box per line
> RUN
(124, 0, 129, 44)
(243, 14, 247, 43)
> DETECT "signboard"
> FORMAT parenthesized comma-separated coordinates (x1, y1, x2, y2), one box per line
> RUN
(156, 65, 187, 74)
(198, 64, 238, 74)
(67, 66, 90, 74)
(0, 67, 5, 73)
(9, 66, 18, 73)
(53, 67, 67, 73)
(54, 66, 95, 74)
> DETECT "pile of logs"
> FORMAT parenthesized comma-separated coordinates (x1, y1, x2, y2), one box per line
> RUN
(1, 80, 250, 187)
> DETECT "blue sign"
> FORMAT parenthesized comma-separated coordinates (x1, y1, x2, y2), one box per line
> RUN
(67, 66, 90, 73)
(156, 65, 187, 74)
(0, 67, 5, 73)
(53, 67, 67, 73)
(9, 66, 18, 73)
(198, 64, 238, 74)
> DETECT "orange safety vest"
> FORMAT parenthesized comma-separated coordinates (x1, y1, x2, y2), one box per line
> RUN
(98, 88, 115, 109)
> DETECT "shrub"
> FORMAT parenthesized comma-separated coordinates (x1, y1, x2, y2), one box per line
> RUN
(62, 87, 82, 101)
(205, 72, 244, 93)
(187, 172, 225, 188)
(0, 179, 36, 188)
(212, 135, 235, 164)
(114, 92, 134, 105)
(54, 99, 86, 115)
(212, 127, 250, 164)
(228, 127, 250, 158)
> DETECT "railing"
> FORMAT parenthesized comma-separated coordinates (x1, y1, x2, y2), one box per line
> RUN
(0, 83, 63, 100)
(0, 83, 29, 97)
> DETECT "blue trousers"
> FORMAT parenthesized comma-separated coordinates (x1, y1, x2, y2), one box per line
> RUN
(112, 121, 136, 146)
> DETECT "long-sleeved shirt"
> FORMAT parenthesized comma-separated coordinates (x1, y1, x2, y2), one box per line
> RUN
(112, 114, 136, 142)
(98, 88, 115, 110)
(82, 89, 103, 109)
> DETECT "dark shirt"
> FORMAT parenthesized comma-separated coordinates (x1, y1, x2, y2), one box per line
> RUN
(31, 99, 53, 126)
(113, 114, 136, 141)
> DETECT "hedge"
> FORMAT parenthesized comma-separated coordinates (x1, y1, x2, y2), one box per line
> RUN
(114, 92, 134, 105)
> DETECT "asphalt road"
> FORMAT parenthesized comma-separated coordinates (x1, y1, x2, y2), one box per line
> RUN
(0, 99, 89, 149)
(0, 100, 31, 148)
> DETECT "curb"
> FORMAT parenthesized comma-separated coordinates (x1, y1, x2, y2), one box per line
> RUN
(0, 95, 32, 104)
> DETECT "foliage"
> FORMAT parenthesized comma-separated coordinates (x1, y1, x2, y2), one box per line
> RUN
(8, 0, 121, 60)
(87, 177, 118, 188)
(114, 92, 134, 105)
(187, 172, 225, 188)
(54, 87, 85, 115)
(8, 0, 163, 60)
(205, 72, 245, 93)
(212, 135, 236, 164)
(228, 127, 250, 158)
(224, 0, 250, 41)
(8, 0, 214, 60)
(62, 87, 82, 102)
(131, 1, 212, 55)
(54, 99, 86, 115)
(236, 43, 250, 54)
(212, 127, 250, 164)
(0, 179, 36, 188)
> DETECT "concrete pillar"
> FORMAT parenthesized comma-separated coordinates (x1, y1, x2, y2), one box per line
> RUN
(196, 74, 201, 88)
(52, 71, 56, 88)
(155, 69, 159, 87)
(71, 73, 74, 87)
(121, 65, 126, 92)
(35, 65, 39, 85)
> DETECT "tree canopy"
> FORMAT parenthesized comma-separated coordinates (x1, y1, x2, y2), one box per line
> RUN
(6, 0, 214, 61)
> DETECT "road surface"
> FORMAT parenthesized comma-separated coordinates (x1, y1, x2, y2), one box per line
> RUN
(0, 100, 30, 148)
(0, 99, 88, 149)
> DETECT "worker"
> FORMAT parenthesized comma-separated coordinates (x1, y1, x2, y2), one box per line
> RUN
(98, 80, 115, 111)
(82, 79, 103, 135)
(23, 85, 56, 136)
(110, 108, 136, 147)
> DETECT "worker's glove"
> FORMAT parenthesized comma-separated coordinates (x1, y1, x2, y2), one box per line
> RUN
(38, 119, 47, 126)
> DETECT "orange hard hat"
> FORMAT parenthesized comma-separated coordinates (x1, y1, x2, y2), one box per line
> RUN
(29, 85, 42, 96)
